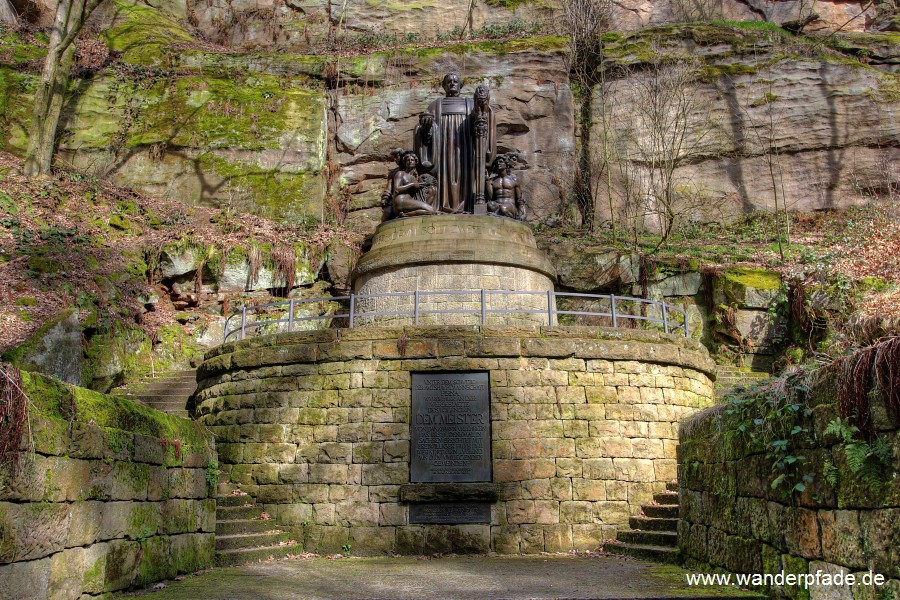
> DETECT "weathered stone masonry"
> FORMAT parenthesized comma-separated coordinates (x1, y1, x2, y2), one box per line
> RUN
(0, 374, 217, 600)
(195, 325, 715, 555)
(678, 372, 900, 596)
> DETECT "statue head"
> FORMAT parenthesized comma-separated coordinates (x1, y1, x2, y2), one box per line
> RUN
(390, 147, 405, 167)
(474, 83, 489, 104)
(442, 72, 461, 97)
(400, 150, 419, 171)
(492, 154, 509, 174)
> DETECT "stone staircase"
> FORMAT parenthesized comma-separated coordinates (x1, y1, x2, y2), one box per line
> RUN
(605, 482, 680, 563)
(110, 369, 197, 417)
(215, 486, 304, 567)
(715, 366, 771, 397)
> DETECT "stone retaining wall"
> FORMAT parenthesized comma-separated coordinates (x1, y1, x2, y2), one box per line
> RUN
(678, 372, 900, 597)
(0, 373, 217, 600)
(195, 325, 715, 555)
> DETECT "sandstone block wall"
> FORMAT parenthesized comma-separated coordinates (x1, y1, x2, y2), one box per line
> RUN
(678, 373, 900, 597)
(195, 325, 714, 555)
(0, 374, 217, 600)
(354, 263, 556, 327)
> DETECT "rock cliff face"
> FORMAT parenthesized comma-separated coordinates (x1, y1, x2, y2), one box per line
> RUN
(1, 3, 896, 229)
(184, 0, 877, 55)
(591, 28, 900, 224)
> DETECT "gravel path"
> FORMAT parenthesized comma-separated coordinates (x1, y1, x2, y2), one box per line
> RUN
(115, 554, 763, 600)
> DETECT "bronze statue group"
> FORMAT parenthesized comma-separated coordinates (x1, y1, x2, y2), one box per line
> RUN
(382, 72, 526, 222)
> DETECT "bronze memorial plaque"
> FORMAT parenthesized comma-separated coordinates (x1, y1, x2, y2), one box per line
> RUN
(410, 372, 491, 483)
(409, 502, 491, 524)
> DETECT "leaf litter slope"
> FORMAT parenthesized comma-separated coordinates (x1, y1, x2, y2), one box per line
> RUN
(0, 151, 360, 353)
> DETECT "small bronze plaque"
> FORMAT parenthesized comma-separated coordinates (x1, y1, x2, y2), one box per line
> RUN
(409, 502, 491, 524)
(410, 372, 491, 483)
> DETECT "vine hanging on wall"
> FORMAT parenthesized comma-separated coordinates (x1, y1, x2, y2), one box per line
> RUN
(821, 335, 900, 441)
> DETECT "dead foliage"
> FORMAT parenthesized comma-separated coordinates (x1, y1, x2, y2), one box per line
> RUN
(787, 278, 811, 333)
(75, 34, 110, 73)
(272, 244, 297, 295)
(0, 151, 362, 353)
(819, 336, 900, 440)
(0, 363, 29, 469)
(874, 336, 900, 423)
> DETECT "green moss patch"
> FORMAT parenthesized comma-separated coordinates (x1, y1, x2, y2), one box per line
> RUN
(127, 73, 326, 152)
(0, 67, 36, 151)
(103, 0, 196, 66)
(723, 267, 781, 291)
(0, 27, 48, 66)
(21, 371, 212, 461)
(196, 152, 325, 223)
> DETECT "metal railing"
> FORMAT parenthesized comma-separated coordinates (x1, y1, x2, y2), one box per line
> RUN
(222, 290, 689, 343)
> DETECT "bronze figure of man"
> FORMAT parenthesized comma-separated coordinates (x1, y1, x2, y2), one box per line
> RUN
(486, 154, 526, 221)
(424, 72, 495, 214)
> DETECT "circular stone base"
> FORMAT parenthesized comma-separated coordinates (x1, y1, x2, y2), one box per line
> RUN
(352, 216, 557, 326)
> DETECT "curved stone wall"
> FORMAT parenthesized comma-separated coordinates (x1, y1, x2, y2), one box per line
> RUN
(352, 216, 557, 327)
(195, 326, 715, 555)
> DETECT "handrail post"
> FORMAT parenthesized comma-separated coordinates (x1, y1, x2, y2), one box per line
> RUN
(349, 294, 355, 328)
(610, 295, 617, 328)
(546, 290, 553, 326)
(481, 289, 486, 325)
(683, 307, 690, 338)
(414, 290, 420, 325)
(288, 298, 295, 333)
(240, 308, 247, 340)
(662, 302, 670, 334)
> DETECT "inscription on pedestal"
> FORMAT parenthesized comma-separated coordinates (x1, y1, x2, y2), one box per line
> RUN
(409, 503, 491, 524)
(410, 372, 490, 483)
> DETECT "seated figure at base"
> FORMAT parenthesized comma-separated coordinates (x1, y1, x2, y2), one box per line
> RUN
(389, 150, 437, 218)
(485, 153, 526, 221)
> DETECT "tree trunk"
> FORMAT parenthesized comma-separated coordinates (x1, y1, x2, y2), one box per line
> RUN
(0, 0, 17, 25)
(23, 0, 100, 176)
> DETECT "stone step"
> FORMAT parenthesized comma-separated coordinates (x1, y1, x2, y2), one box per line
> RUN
(116, 392, 195, 400)
(652, 491, 679, 505)
(216, 505, 266, 520)
(604, 541, 680, 564)
(616, 530, 678, 547)
(217, 494, 256, 507)
(642, 504, 679, 519)
(141, 383, 197, 397)
(217, 519, 278, 536)
(665, 481, 678, 492)
(165, 410, 190, 419)
(215, 542, 305, 567)
(143, 398, 189, 407)
(215, 530, 292, 551)
(629, 516, 679, 532)
(715, 368, 770, 376)
(110, 371, 197, 397)
(217, 482, 247, 497)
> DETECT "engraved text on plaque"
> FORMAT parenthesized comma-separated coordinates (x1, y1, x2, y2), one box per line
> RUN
(410, 372, 490, 482)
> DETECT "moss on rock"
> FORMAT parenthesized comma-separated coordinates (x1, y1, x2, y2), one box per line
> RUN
(21, 371, 213, 463)
(723, 267, 781, 291)
(103, 0, 195, 66)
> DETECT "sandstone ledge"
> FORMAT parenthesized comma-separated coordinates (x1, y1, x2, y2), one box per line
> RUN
(202, 325, 715, 379)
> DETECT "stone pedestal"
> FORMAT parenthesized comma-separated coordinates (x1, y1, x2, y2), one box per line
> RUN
(352, 216, 557, 326)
